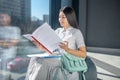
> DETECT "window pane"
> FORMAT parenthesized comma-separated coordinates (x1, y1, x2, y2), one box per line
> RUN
(0, 0, 49, 80)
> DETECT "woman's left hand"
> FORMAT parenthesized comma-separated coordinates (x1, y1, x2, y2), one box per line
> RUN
(59, 41, 69, 51)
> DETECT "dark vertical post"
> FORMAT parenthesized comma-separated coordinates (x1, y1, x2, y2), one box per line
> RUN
(61, 0, 72, 7)
(49, 0, 61, 29)
(79, 0, 88, 45)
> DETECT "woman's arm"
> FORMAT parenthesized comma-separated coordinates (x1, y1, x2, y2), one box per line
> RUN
(0, 40, 4, 46)
(59, 42, 87, 58)
(0, 39, 18, 47)
(66, 46, 87, 58)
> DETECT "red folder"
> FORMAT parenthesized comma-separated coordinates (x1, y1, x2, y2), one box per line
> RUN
(31, 36, 52, 54)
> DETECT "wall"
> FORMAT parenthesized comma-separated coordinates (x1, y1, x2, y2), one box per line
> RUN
(79, 0, 120, 48)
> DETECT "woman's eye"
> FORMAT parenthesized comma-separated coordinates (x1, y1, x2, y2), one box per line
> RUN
(59, 16, 66, 19)
(62, 17, 65, 18)
(61, 17, 66, 19)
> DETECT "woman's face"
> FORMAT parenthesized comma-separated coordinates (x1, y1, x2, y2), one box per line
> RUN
(59, 11, 70, 28)
(0, 14, 11, 26)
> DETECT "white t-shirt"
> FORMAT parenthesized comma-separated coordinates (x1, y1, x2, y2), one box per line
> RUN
(0, 26, 21, 58)
(0, 26, 21, 40)
(55, 27, 85, 50)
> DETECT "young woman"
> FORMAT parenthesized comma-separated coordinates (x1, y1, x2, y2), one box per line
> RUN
(25, 6, 87, 80)
(0, 13, 21, 70)
(57, 6, 86, 58)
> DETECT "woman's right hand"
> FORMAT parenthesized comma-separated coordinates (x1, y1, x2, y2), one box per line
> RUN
(32, 40, 48, 52)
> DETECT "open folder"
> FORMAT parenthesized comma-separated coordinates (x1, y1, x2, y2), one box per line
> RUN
(23, 23, 62, 55)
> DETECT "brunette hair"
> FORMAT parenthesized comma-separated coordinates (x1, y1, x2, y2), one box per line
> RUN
(60, 6, 78, 28)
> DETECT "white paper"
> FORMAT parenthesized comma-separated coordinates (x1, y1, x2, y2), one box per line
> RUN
(27, 53, 61, 58)
(31, 23, 62, 53)
(27, 53, 49, 57)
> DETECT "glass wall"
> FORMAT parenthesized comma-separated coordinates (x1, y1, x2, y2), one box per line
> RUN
(0, 0, 49, 80)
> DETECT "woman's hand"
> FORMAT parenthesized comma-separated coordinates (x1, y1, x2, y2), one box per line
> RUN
(59, 41, 86, 58)
(59, 41, 69, 51)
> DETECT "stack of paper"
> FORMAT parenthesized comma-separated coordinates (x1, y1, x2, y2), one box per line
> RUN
(27, 53, 61, 58)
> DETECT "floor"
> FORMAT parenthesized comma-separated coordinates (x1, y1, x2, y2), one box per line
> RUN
(87, 47, 120, 80)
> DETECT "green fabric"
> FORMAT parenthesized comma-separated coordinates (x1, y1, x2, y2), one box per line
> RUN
(61, 53, 88, 80)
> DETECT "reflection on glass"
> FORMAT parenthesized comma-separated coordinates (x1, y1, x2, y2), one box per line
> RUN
(0, 0, 49, 80)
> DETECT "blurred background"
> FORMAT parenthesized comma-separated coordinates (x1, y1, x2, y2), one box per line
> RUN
(0, 0, 120, 80)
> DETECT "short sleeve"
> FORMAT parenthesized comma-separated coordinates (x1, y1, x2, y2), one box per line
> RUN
(55, 28, 61, 34)
(11, 27, 21, 40)
(0, 27, 21, 40)
(75, 29, 85, 48)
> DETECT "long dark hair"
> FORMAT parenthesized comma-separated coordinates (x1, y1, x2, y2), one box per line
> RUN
(60, 6, 78, 29)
